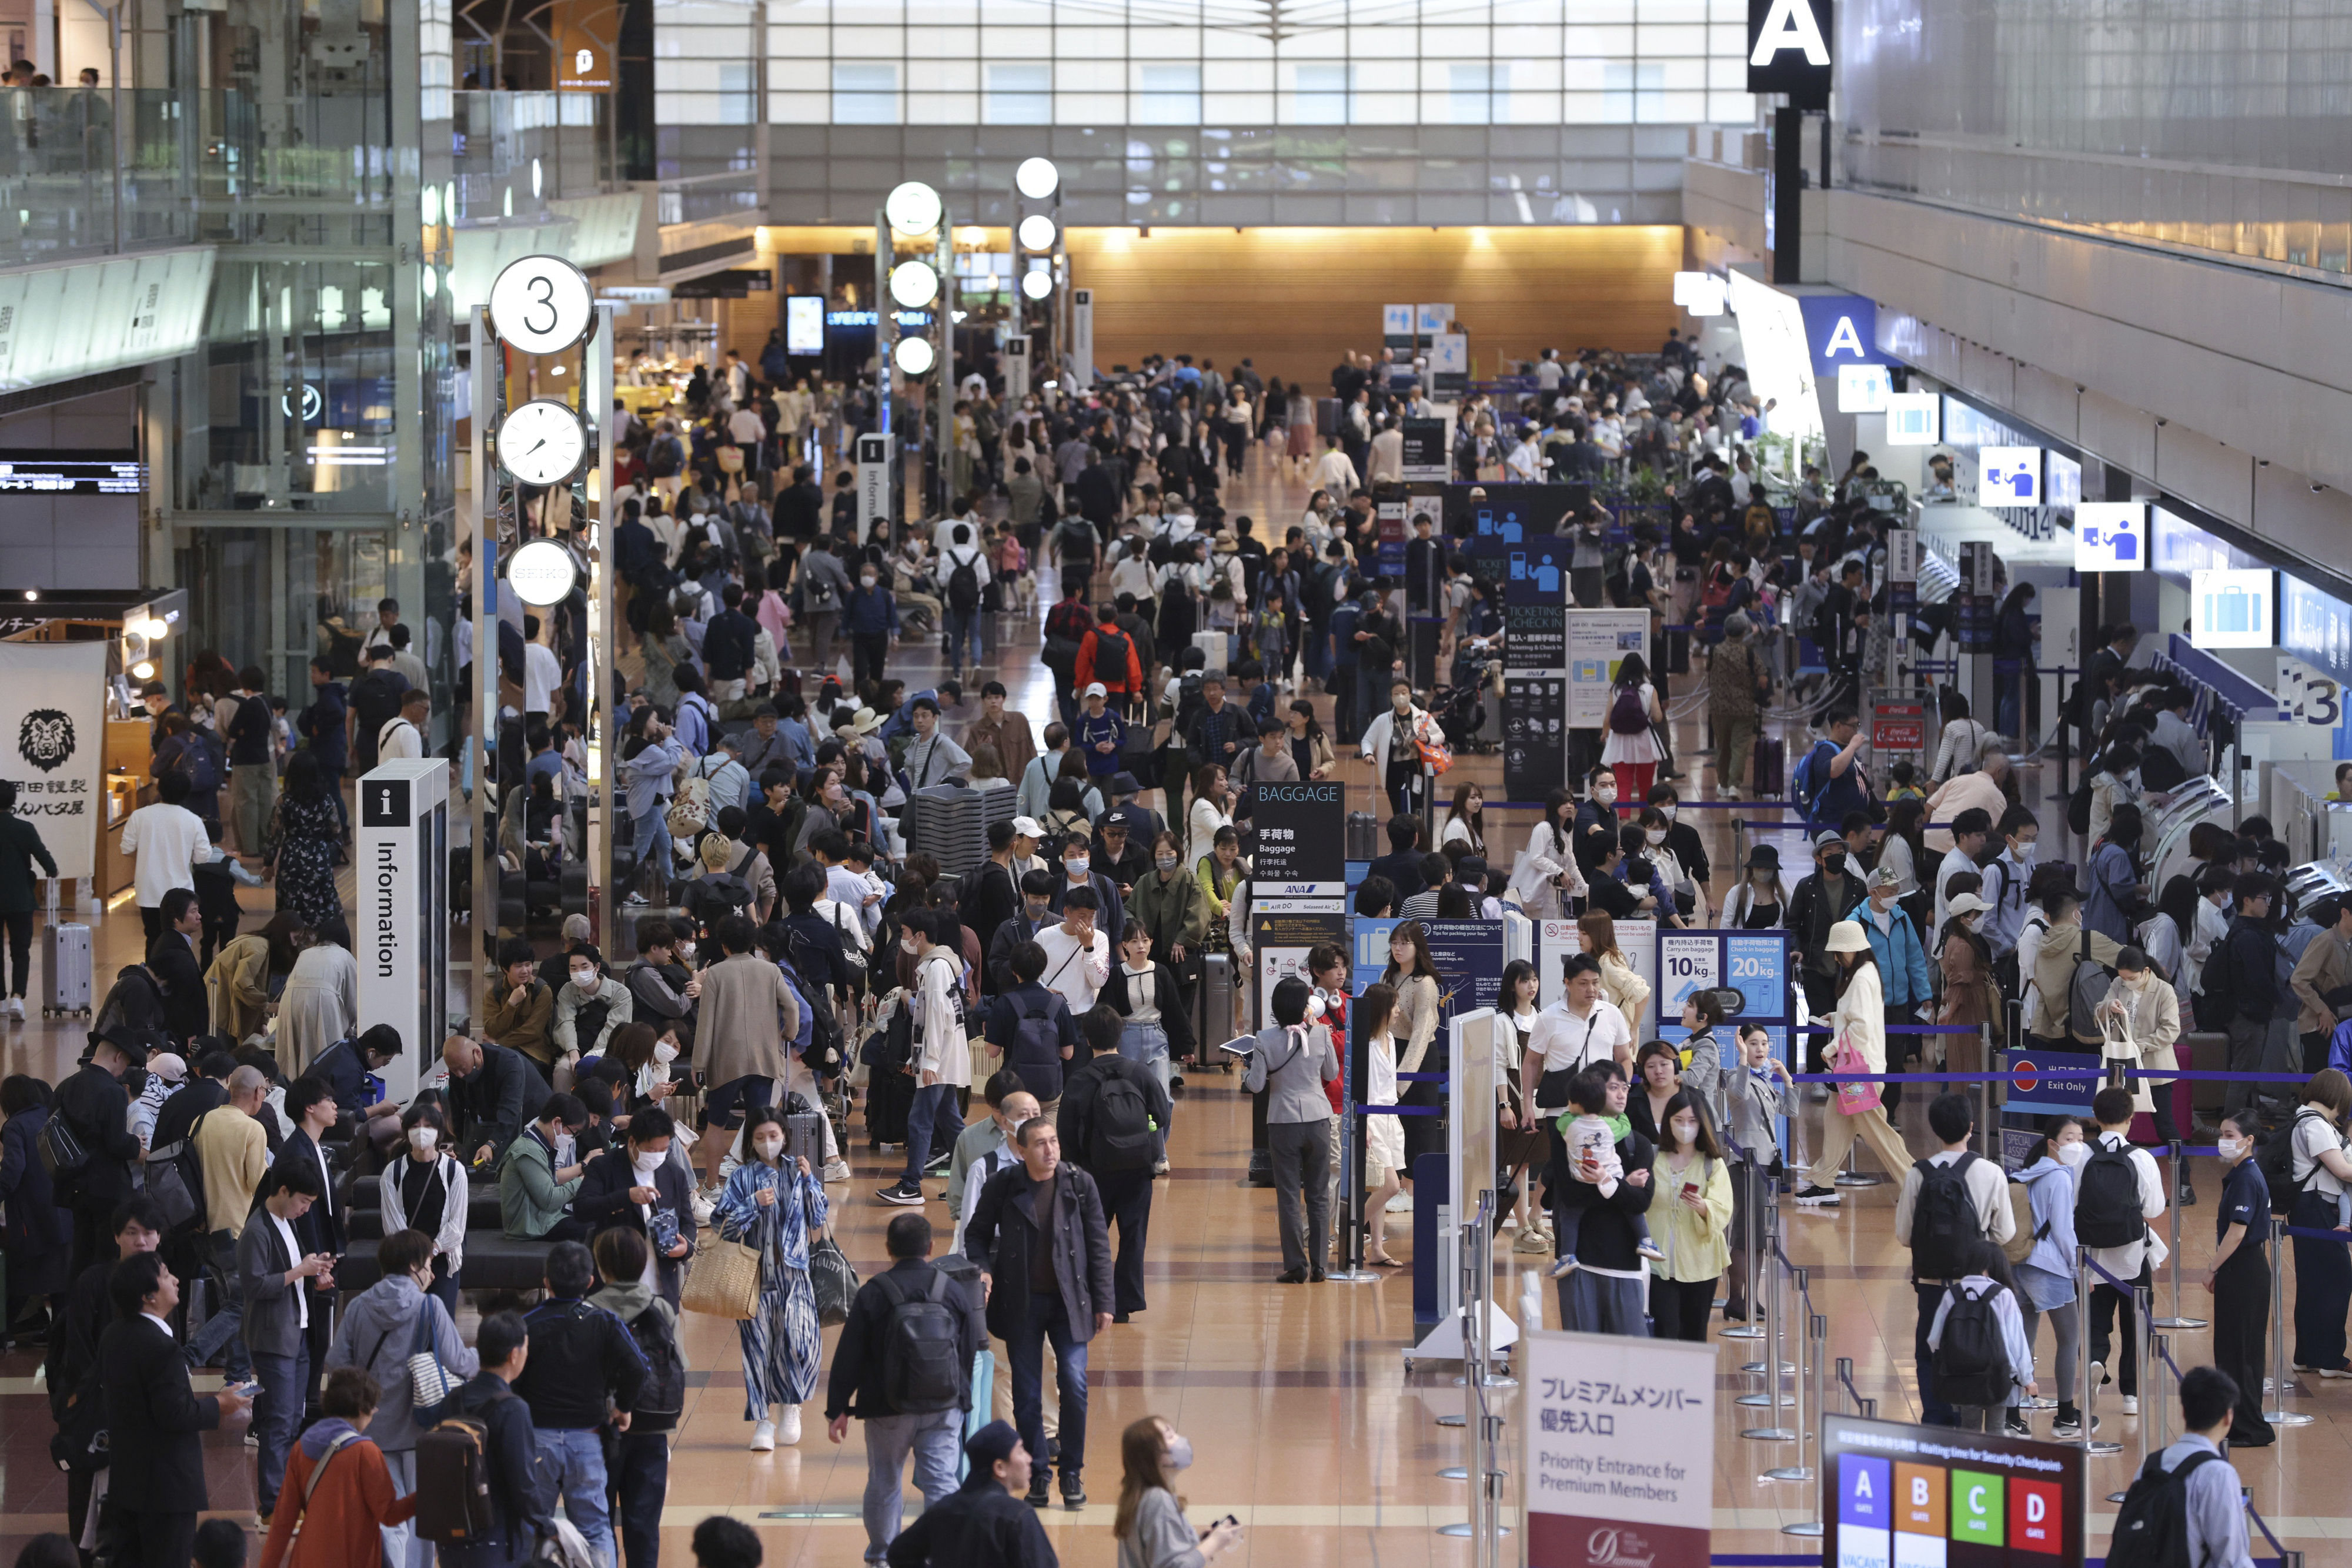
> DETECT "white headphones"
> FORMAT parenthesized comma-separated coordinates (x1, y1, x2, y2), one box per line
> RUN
(1303, 992, 1328, 1022)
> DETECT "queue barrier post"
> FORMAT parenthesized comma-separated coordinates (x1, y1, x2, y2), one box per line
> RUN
(1328, 1091, 1376, 1285)
(2076, 1247, 2124, 1457)
(1780, 1315, 1829, 1539)
(1766, 1269, 1813, 1483)
(1740, 1212, 1797, 1437)
(2104, 1282, 2157, 1502)
(2263, 1216, 2316, 1427)
(2151, 1138, 2206, 1330)
(1723, 1123, 1766, 1341)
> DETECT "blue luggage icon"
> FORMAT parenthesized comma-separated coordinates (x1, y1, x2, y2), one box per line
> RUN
(2205, 586, 2259, 634)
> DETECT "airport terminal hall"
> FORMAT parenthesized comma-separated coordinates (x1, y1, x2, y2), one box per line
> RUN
(8, 3, 2352, 1568)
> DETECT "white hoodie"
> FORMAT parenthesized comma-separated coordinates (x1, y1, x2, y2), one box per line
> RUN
(913, 947, 971, 1085)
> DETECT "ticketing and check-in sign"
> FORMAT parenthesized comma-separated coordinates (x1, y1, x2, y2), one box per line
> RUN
(2073, 502, 2146, 572)
(1978, 446, 2044, 506)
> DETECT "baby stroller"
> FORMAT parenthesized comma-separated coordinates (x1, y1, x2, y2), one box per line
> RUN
(1433, 681, 1488, 753)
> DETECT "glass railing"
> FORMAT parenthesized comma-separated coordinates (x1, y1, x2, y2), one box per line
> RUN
(451, 90, 615, 221)
(1839, 127, 2352, 276)
(0, 87, 200, 264)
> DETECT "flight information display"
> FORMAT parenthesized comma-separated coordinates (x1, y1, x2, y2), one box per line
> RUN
(0, 451, 144, 493)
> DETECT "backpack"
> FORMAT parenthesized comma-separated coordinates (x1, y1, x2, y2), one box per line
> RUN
(874, 1268, 964, 1414)
(2002, 1179, 2046, 1265)
(805, 567, 838, 611)
(781, 932, 847, 1074)
(946, 551, 982, 613)
(1906, 1153, 1984, 1280)
(415, 1390, 510, 1544)
(2104, 1449, 2223, 1568)
(863, 991, 916, 1073)
(1929, 1280, 2013, 1408)
(2065, 928, 2118, 1044)
(2066, 776, 2096, 837)
(2073, 1139, 2147, 1249)
(1607, 686, 1648, 735)
(1001, 989, 1068, 1097)
(619, 1302, 686, 1424)
(1088, 1070, 1156, 1174)
(2257, 1109, 2326, 1208)
(666, 774, 711, 841)
(1043, 601, 1093, 665)
(1790, 739, 1836, 818)
(1090, 626, 1131, 685)
(648, 435, 684, 479)
(172, 731, 222, 795)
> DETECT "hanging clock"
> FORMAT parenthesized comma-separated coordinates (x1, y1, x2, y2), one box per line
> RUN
(487, 254, 595, 355)
(496, 398, 590, 486)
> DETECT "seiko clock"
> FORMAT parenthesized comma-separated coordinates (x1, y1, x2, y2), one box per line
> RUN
(496, 398, 589, 486)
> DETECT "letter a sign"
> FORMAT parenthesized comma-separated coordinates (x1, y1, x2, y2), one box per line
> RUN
(1748, 0, 1831, 105)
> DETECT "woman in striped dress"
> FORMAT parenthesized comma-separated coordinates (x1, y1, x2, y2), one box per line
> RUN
(711, 1105, 829, 1450)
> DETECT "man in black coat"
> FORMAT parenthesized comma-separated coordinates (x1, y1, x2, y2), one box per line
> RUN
(1074, 453, 1122, 537)
(774, 465, 824, 541)
(1365, 813, 1428, 905)
(964, 1118, 1114, 1508)
(149, 1049, 232, 1155)
(54, 1035, 146, 1280)
(279, 1075, 348, 1419)
(50, 1195, 169, 1553)
(308, 1022, 403, 1121)
(445, 1310, 555, 1568)
(443, 1034, 539, 1166)
(570, 1108, 699, 1308)
(145, 888, 208, 1046)
(1056, 1007, 1172, 1323)
(884, 1420, 1060, 1568)
(512, 1243, 650, 1568)
(98, 1252, 252, 1568)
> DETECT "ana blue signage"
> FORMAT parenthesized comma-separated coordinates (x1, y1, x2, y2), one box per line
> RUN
(1795, 294, 1889, 380)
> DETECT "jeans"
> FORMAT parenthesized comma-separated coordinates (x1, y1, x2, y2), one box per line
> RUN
(1117, 1020, 1172, 1138)
(1912, 1283, 1959, 1425)
(252, 1345, 309, 1514)
(858, 1409, 961, 1562)
(944, 609, 981, 674)
(608, 1430, 670, 1568)
(1007, 1294, 1090, 1480)
(186, 1237, 252, 1379)
(632, 806, 673, 891)
(902, 1082, 956, 1184)
(536, 1427, 616, 1568)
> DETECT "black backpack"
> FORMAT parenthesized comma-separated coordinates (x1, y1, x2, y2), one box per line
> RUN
(1088, 1070, 1156, 1174)
(619, 1300, 686, 1424)
(1091, 626, 1131, 683)
(2074, 1139, 2147, 1248)
(2066, 776, 2096, 837)
(874, 1268, 964, 1414)
(2258, 1109, 2324, 1208)
(2065, 928, 2120, 1045)
(1907, 1153, 1984, 1280)
(143, 1108, 215, 1235)
(648, 436, 683, 478)
(863, 994, 916, 1074)
(779, 943, 846, 1078)
(172, 731, 223, 795)
(2104, 1448, 2222, 1568)
(1929, 1279, 2013, 1407)
(946, 552, 982, 613)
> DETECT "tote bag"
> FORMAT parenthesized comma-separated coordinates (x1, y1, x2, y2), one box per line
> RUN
(1829, 1028, 1882, 1116)
(680, 1233, 763, 1320)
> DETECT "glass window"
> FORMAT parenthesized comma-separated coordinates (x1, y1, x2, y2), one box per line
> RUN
(1447, 62, 1494, 124)
(987, 61, 1051, 122)
(833, 60, 900, 122)
(1287, 61, 1351, 124)
(719, 62, 758, 123)
(1137, 63, 1201, 125)
(1601, 61, 1662, 123)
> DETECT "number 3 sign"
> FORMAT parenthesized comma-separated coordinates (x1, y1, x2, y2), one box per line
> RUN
(488, 255, 594, 355)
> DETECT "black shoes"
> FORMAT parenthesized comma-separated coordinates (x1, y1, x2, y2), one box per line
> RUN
(1026, 1476, 1051, 1508)
(1061, 1472, 1086, 1509)
(1112, 1311, 1131, 1323)
(1309, 1268, 1327, 1282)
(1275, 1268, 1307, 1284)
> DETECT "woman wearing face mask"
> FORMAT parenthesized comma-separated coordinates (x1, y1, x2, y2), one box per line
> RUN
(1353, 983, 1407, 1267)
(619, 707, 682, 899)
(1644, 784, 1712, 921)
(1935, 892, 2001, 1078)
(1359, 680, 1434, 818)
(1647, 1089, 1733, 1342)
(1115, 1415, 1243, 1568)
(377, 1104, 468, 1316)
(2082, 803, 2146, 947)
(1511, 788, 1589, 920)
(608, 1021, 687, 1122)
(841, 552, 900, 687)
(1635, 807, 1705, 924)
(1131, 830, 1209, 985)
(1496, 961, 1552, 1253)
(2094, 945, 2184, 1155)
(710, 1105, 828, 1451)
(1722, 844, 1788, 930)
(2014, 1118, 2092, 1437)
(553, 943, 634, 1086)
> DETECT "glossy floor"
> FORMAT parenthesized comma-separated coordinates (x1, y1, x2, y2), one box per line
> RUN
(4, 446, 2348, 1567)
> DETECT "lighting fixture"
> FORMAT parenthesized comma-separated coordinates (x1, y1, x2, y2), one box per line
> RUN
(1021, 270, 1053, 300)
(893, 336, 936, 376)
(885, 180, 943, 236)
(888, 261, 940, 309)
(1017, 214, 1057, 252)
(1015, 157, 1059, 199)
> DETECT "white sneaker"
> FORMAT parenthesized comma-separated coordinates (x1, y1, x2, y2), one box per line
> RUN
(821, 1158, 851, 1184)
(4, 996, 21, 1021)
(691, 1190, 716, 1225)
(2120, 1395, 2139, 1416)
(749, 1420, 776, 1452)
(1385, 1192, 1413, 1215)
(775, 1404, 802, 1445)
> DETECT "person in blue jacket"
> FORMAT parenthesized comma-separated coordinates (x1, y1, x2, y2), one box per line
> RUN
(1796, 706, 1872, 830)
(843, 556, 901, 687)
(1859, 864, 1933, 1112)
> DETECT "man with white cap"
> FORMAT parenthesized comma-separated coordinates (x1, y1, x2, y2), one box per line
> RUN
(1859, 864, 1934, 1115)
(1795, 921, 1917, 1205)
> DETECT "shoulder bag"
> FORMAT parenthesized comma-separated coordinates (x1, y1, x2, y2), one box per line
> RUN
(409, 1293, 463, 1427)
(809, 1229, 859, 1326)
(1828, 1027, 1882, 1116)
(680, 1214, 763, 1320)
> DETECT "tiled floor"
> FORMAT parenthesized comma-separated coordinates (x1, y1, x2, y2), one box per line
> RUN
(4, 443, 2349, 1567)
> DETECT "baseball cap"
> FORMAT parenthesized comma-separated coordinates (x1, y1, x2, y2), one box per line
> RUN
(1011, 816, 1045, 840)
(1084, 681, 1107, 698)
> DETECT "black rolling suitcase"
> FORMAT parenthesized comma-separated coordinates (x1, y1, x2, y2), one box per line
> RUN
(865, 1068, 914, 1148)
(1750, 735, 1785, 798)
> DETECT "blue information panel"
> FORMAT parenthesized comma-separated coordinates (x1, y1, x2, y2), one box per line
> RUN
(1653, 929, 1796, 1078)
(1998, 1047, 2100, 1170)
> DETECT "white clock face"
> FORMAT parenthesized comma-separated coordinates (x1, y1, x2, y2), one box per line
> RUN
(488, 255, 594, 354)
(497, 399, 590, 486)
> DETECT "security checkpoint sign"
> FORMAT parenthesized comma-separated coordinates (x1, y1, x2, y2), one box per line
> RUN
(1523, 1329, 1716, 1568)
(1822, 1413, 2086, 1568)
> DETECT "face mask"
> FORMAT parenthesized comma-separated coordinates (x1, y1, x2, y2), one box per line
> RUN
(1065, 857, 1090, 878)
(1824, 854, 1847, 877)
(752, 1135, 785, 1162)
(1156, 855, 1178, 872)
(860, 574, 877, 588)
(1752, 872, 1774, 887)
(1645, 828, 1667, 847)
(570, 969, 596, 990)
(1164, 1434, 1195, 1471)
(1026, 900, 1052, 922)
(1394, 694, 1412, 713)
(632, 1149, 664, 1178)
(677, 941, 696, 961)
(653, 1040, 679, 1065)
(2216, 1136, 2246, 1161)
(1660, 804, 1678, 823)
(901, 937, 919, 954)
(2056, 1141, 2090, 1170)
(408, 1127, 438, 1152)
(1669, 1117, 1699, 1147)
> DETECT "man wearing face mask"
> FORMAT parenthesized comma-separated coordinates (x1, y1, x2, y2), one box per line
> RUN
(989, 871, 1064, 996)
(1034, 890, 1114, 1019)
(843, 555, 901, 687)
(1788, 830, 1867, 1051)
(2096, 947, 2187, 1183)
(1859, 866, 1934, 1114)
(573, 1106, 698, 1308)
(1980, 805, 2040, 992)
(1047, 833, 1125, 951)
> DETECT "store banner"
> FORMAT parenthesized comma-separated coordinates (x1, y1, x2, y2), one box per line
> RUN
(1522, 1329, 1716, 1568)
(0, 640, 106, 881)
(1565, 610, 1650, 728)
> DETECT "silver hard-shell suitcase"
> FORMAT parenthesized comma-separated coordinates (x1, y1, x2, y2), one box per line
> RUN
(44, 920, 92, 1017)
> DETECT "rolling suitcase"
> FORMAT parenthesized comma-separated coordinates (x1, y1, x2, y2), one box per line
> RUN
(1196, 953, 1236, 1069)
(1345, 811, 1379, 862)
(1750, 735, 1785, 799)
(44, 921, 91, 1018)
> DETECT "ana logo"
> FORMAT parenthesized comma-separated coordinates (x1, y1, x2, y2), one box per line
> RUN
(1749, 0, 1830, 66)
(18, 707, 74, 773)
(1585, 1528, 1656, 1568)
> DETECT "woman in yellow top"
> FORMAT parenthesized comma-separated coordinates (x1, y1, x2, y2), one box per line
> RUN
(1195, 825, 1247, 1038)
(1648, 1087, 1735, 1341)
(1578, 911, 1651, 1032)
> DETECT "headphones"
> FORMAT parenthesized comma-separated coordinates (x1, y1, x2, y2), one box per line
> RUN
(1303, 991, 1328, 1022)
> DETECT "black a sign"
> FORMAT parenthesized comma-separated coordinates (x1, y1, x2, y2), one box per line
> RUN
(1747, 0, 1832, 106)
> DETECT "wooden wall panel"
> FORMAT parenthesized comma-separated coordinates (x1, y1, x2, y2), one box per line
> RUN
(1064, 225, 1684, 388)
(749, 223, 1686, 388)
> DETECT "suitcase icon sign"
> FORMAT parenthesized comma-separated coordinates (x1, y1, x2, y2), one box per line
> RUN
(2206, 586, 2260, 634)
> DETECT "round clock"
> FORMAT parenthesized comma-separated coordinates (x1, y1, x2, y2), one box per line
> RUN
(488, 254, 594, 354)
(496, 399, 590, 486)
(506, 539, 579, 607)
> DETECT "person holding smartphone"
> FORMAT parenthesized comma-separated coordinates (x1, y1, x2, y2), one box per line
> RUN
(1114, 1415, 1244, 1568)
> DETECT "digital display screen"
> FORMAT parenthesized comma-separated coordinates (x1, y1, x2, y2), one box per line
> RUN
(786, 296, 825, 356)
(0, 450, 144, 493)
(1824, 1415, 2084, 1568)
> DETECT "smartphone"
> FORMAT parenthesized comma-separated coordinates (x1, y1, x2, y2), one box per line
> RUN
(1681, 1181, 1699, 1200)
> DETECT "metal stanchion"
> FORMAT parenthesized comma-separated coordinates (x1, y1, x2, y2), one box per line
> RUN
(2108, 1283, 2156, 1502)
(1328, 1097, 1376, 1284)
(1740, 1202, 1793, 1391)
(2149, 1335, 2173, 1452)
(1723, 1158, 1766, 1340)
(1439, 1196, 1511, 1542)
(2151, 1139, 2206, 1330)
(2076, 1248, 2124, 1456)
(2263, 1217, 2316, 1427)
(1768, 1291, 1819, 1485)
(1742, 1222, 1797, 1437)
(1782, 1313, 1829, 1538)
